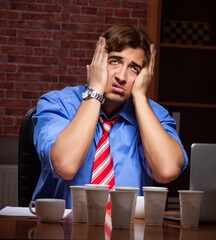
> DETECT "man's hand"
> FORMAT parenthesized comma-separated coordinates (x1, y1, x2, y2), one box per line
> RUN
(86, 36, 108, 95)
(132, 44, 156, 98)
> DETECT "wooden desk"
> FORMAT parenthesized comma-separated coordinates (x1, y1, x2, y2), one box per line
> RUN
(0, 212, 216, 239)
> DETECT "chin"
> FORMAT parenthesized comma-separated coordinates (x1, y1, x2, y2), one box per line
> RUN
(105, 92, 128, 103)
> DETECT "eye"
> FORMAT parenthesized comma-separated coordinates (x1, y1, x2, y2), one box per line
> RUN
(108, 58, 119, 65)
(131, 66, 140, 74)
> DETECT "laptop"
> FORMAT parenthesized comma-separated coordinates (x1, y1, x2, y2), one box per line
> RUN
(190, 143, 216, 222)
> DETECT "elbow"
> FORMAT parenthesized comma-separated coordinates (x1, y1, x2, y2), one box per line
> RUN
(51, 152, 80, 180)
(153, 148, 185, 184)
(154, 167, 181, 184)
(53, 160, 77, 180)
(152, 161, 183, 184)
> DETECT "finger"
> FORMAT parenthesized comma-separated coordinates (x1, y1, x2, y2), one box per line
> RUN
(148, 44, 156, 76)
(86, 64, 90, 83)
(91, 36, 107, 64)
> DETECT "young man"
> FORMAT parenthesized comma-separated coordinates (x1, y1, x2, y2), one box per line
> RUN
(32, 25, 188, 208)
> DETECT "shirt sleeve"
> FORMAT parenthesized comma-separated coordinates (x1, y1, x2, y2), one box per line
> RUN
(32, 87, 82, 177)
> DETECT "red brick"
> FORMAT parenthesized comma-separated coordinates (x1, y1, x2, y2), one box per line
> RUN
(5, 108, 24, 116)
(18, 65, 53, 74)
(20, 13, 55, 22)
(25, 39, 41, 46)
(0, 2, 10, 9)
(1, 46, 33, 55)
(61, 40, 78, 48)
(22, 91, 41, 99)
(6, 91, 22, 99)
(10, 2, 28, 11)
(0, 29, 16, 37)
(0, 64, 16, 72)
(40, 75, 58, 82)
(19, 30, 52, 39)
(42, 40, 59, 48)
(0, 11, 19, 19)
(34, 48, 51, 56)
(0, 37, 7, 45)
(114, 9, 130, 17)
(42, 57, 59, 65)
(26, 4, 44, 12)
(89, 0, 120, 8)
(0, 117, 14, 125)
(24, 56, 41, 65)
(81, 7, 97, 15)
(0, 82, 14, 89)
(16, 82, 50, 91)
(44, 4, 62, 13)
(8, 38, 25, 46)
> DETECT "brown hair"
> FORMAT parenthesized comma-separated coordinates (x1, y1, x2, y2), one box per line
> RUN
(102, 24, 152, 66)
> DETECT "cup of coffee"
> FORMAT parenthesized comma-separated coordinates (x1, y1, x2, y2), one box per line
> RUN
(70, 185, 87, 223)
(142, 186, 168, 226)
(178, 190, 204, 228)
(114, 187, 139, 222)
(84, 184, 109, 226)
(110, 190, 136, 229)
(29, 198, 65, 223)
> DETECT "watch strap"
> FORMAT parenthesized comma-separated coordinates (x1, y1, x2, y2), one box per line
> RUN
(82, 87, 105, 104)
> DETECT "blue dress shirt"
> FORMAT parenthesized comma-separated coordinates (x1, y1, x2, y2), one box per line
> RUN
(32, 85, 188, 208)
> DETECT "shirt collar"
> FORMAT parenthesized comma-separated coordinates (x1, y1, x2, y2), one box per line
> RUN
(100, 98, 137, 126)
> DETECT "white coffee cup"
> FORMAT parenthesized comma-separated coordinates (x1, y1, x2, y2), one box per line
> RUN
(110, 190, 136, 229)
(29, 198, 65, 223)
(178, 190, 204, 228)
(70, 186, 87, 223)
(84, 184, 109, 226)
(142, 186, 168, 226)
(114, 187, 139, 222)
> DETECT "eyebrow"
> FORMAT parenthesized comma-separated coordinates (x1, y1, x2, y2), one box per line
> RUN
(108, 55, 142, 71)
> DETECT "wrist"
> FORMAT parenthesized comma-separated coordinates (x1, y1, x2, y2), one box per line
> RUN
(82, 86, 105, 104)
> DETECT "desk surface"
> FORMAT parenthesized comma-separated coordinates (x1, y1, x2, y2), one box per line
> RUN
(0, 212, 216, 240)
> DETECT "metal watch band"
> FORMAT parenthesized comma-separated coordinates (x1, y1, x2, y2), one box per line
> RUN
(90, 89, 105, 104)
(82, 87, 105, 104)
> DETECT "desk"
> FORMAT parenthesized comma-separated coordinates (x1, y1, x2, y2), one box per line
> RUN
(0, 212, 216, 239)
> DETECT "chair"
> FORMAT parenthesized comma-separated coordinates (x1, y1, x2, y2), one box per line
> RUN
(18, 107, 41, 207)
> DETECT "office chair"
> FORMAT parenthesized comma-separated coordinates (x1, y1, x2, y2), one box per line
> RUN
(18, 106, 41, 207)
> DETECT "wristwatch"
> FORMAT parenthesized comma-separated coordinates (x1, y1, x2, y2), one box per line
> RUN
(82, 87, 105, 104)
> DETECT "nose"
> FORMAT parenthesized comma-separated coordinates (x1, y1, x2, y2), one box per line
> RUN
(115, 65, 127, 83)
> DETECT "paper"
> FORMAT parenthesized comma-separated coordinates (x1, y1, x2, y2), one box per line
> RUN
(0, 206, 72, 219)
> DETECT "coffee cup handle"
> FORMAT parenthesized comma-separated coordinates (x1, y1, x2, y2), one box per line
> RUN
(29, 201, 36, 215)
(28, 227, 36, 239)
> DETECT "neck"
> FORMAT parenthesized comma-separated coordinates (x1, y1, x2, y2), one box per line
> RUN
(102, 100, 123, 118)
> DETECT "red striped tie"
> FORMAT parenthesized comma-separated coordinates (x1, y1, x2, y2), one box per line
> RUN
(91, 116, 119, 210)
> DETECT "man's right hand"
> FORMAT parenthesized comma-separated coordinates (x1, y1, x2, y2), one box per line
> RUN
(86, 36, 108, 95)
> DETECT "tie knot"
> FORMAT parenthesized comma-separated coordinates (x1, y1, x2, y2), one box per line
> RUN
(100, 116, 119, 134)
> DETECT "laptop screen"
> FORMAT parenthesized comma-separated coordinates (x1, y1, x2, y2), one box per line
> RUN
(190, 143, 216, 222)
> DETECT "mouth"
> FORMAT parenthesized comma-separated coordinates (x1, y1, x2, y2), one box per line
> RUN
(112, 83, 125, 94)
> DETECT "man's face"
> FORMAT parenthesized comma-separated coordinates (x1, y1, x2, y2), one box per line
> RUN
(104, 47, 145, 103)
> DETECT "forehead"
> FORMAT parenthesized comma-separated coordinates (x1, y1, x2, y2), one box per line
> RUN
(108, 47, 145, 66)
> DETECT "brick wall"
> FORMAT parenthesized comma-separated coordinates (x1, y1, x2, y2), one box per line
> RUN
(0, 0, 148, 137)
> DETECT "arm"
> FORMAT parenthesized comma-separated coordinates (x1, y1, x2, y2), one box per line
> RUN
(132, 45, 185, 183)
(51, 37, 108, 180)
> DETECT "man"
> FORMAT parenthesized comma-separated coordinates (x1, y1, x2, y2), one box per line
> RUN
(32, 24, 188, 208)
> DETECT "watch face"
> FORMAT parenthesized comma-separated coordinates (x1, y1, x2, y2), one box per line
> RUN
(82, 89, 91, 99)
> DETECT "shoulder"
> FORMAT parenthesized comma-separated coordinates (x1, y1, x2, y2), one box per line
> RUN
(148, 99, 175, 124)
(38, 85, 85, 106)
(41, 85, 85, 100)
(148, 99, 169, 116)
